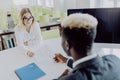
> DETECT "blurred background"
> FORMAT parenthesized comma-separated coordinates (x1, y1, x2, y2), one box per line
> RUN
(0, 0, 120, 50)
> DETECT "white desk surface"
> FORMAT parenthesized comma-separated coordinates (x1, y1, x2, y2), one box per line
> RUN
(0, 38, 120, 80)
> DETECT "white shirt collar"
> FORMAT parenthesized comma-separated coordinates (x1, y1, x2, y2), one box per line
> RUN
(73, 54, 98, 68)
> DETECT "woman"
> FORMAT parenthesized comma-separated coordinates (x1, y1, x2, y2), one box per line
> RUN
(14, 8, 42, 57)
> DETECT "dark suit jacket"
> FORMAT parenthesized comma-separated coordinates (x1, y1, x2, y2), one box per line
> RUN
(57, 55, 120, 80)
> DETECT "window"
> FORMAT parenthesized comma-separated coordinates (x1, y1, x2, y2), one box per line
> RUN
(117, 0, 120, 7)
(90, 0, 97, 8)
(38, 0, 44, 6)
(45, 0, 54, 7)
(90, 0, 120, 8)
(101, 0, 114, 7)
(13, 0, 28, 5)
(37, 0, 54, 7)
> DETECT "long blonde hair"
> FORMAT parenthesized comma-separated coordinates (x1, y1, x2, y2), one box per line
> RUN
(19, 8, 35, 27)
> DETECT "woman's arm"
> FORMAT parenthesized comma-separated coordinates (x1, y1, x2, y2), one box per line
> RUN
(28, 22, 42, 53)
(14, 26, 30, 54)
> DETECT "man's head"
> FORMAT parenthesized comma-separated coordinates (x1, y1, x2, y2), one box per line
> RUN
(60, 13, 98, 59)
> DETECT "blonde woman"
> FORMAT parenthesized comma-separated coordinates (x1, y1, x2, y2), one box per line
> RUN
(14, 8, 42, 57)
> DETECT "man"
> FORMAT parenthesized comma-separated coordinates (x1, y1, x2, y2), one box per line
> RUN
(53, 13, 120, 80)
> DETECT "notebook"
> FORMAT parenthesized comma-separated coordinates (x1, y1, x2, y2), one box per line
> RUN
(15, 63, 46, 80)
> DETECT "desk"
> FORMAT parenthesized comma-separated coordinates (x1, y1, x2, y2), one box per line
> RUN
(0, 38, 68, 80)
(0, 38, 120, 80)
(40, 22, 61, 30)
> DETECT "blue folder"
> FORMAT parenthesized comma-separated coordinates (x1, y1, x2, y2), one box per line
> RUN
(15, 63, 46, 80)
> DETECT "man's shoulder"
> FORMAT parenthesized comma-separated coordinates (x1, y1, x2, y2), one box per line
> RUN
(102, 55, 120, 62)
(58, 70, 84, 80)
(102, 55, 120, 67)
(58, 55, 120, 80)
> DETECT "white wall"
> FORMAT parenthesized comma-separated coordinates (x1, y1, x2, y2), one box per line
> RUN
(0, 0, 91, 11)
(64, 0, 76, 10)
(76, 0, 90, 8)
(53, 0, 76, 12)
(53, 0, 91, 12)
(53, 0, 66, 12)
(28, 0, 38, 6)
(0, 0, 14, 9)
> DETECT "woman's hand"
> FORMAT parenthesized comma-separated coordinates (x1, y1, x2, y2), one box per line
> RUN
(27, 51, 34, 57)
(24, 41, 28, 46)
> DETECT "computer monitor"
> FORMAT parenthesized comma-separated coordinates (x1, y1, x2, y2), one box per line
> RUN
(67, 8, 120, 43)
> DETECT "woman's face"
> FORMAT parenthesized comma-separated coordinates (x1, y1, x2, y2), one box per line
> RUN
(23, 12, 34, 27)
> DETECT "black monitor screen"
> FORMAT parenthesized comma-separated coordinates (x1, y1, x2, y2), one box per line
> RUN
(67, 8, 120, 43)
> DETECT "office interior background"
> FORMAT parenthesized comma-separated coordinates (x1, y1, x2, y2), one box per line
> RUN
(0, 0, 120, 30)
(0, 0, 120, 50)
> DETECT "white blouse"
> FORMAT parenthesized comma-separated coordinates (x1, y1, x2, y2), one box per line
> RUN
(14, 22, 42, 54)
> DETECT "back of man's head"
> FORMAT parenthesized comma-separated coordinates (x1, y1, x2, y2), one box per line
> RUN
(61, 13, 98, 56)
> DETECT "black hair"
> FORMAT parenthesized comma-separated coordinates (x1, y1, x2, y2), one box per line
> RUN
(62, 27, 96, 55)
